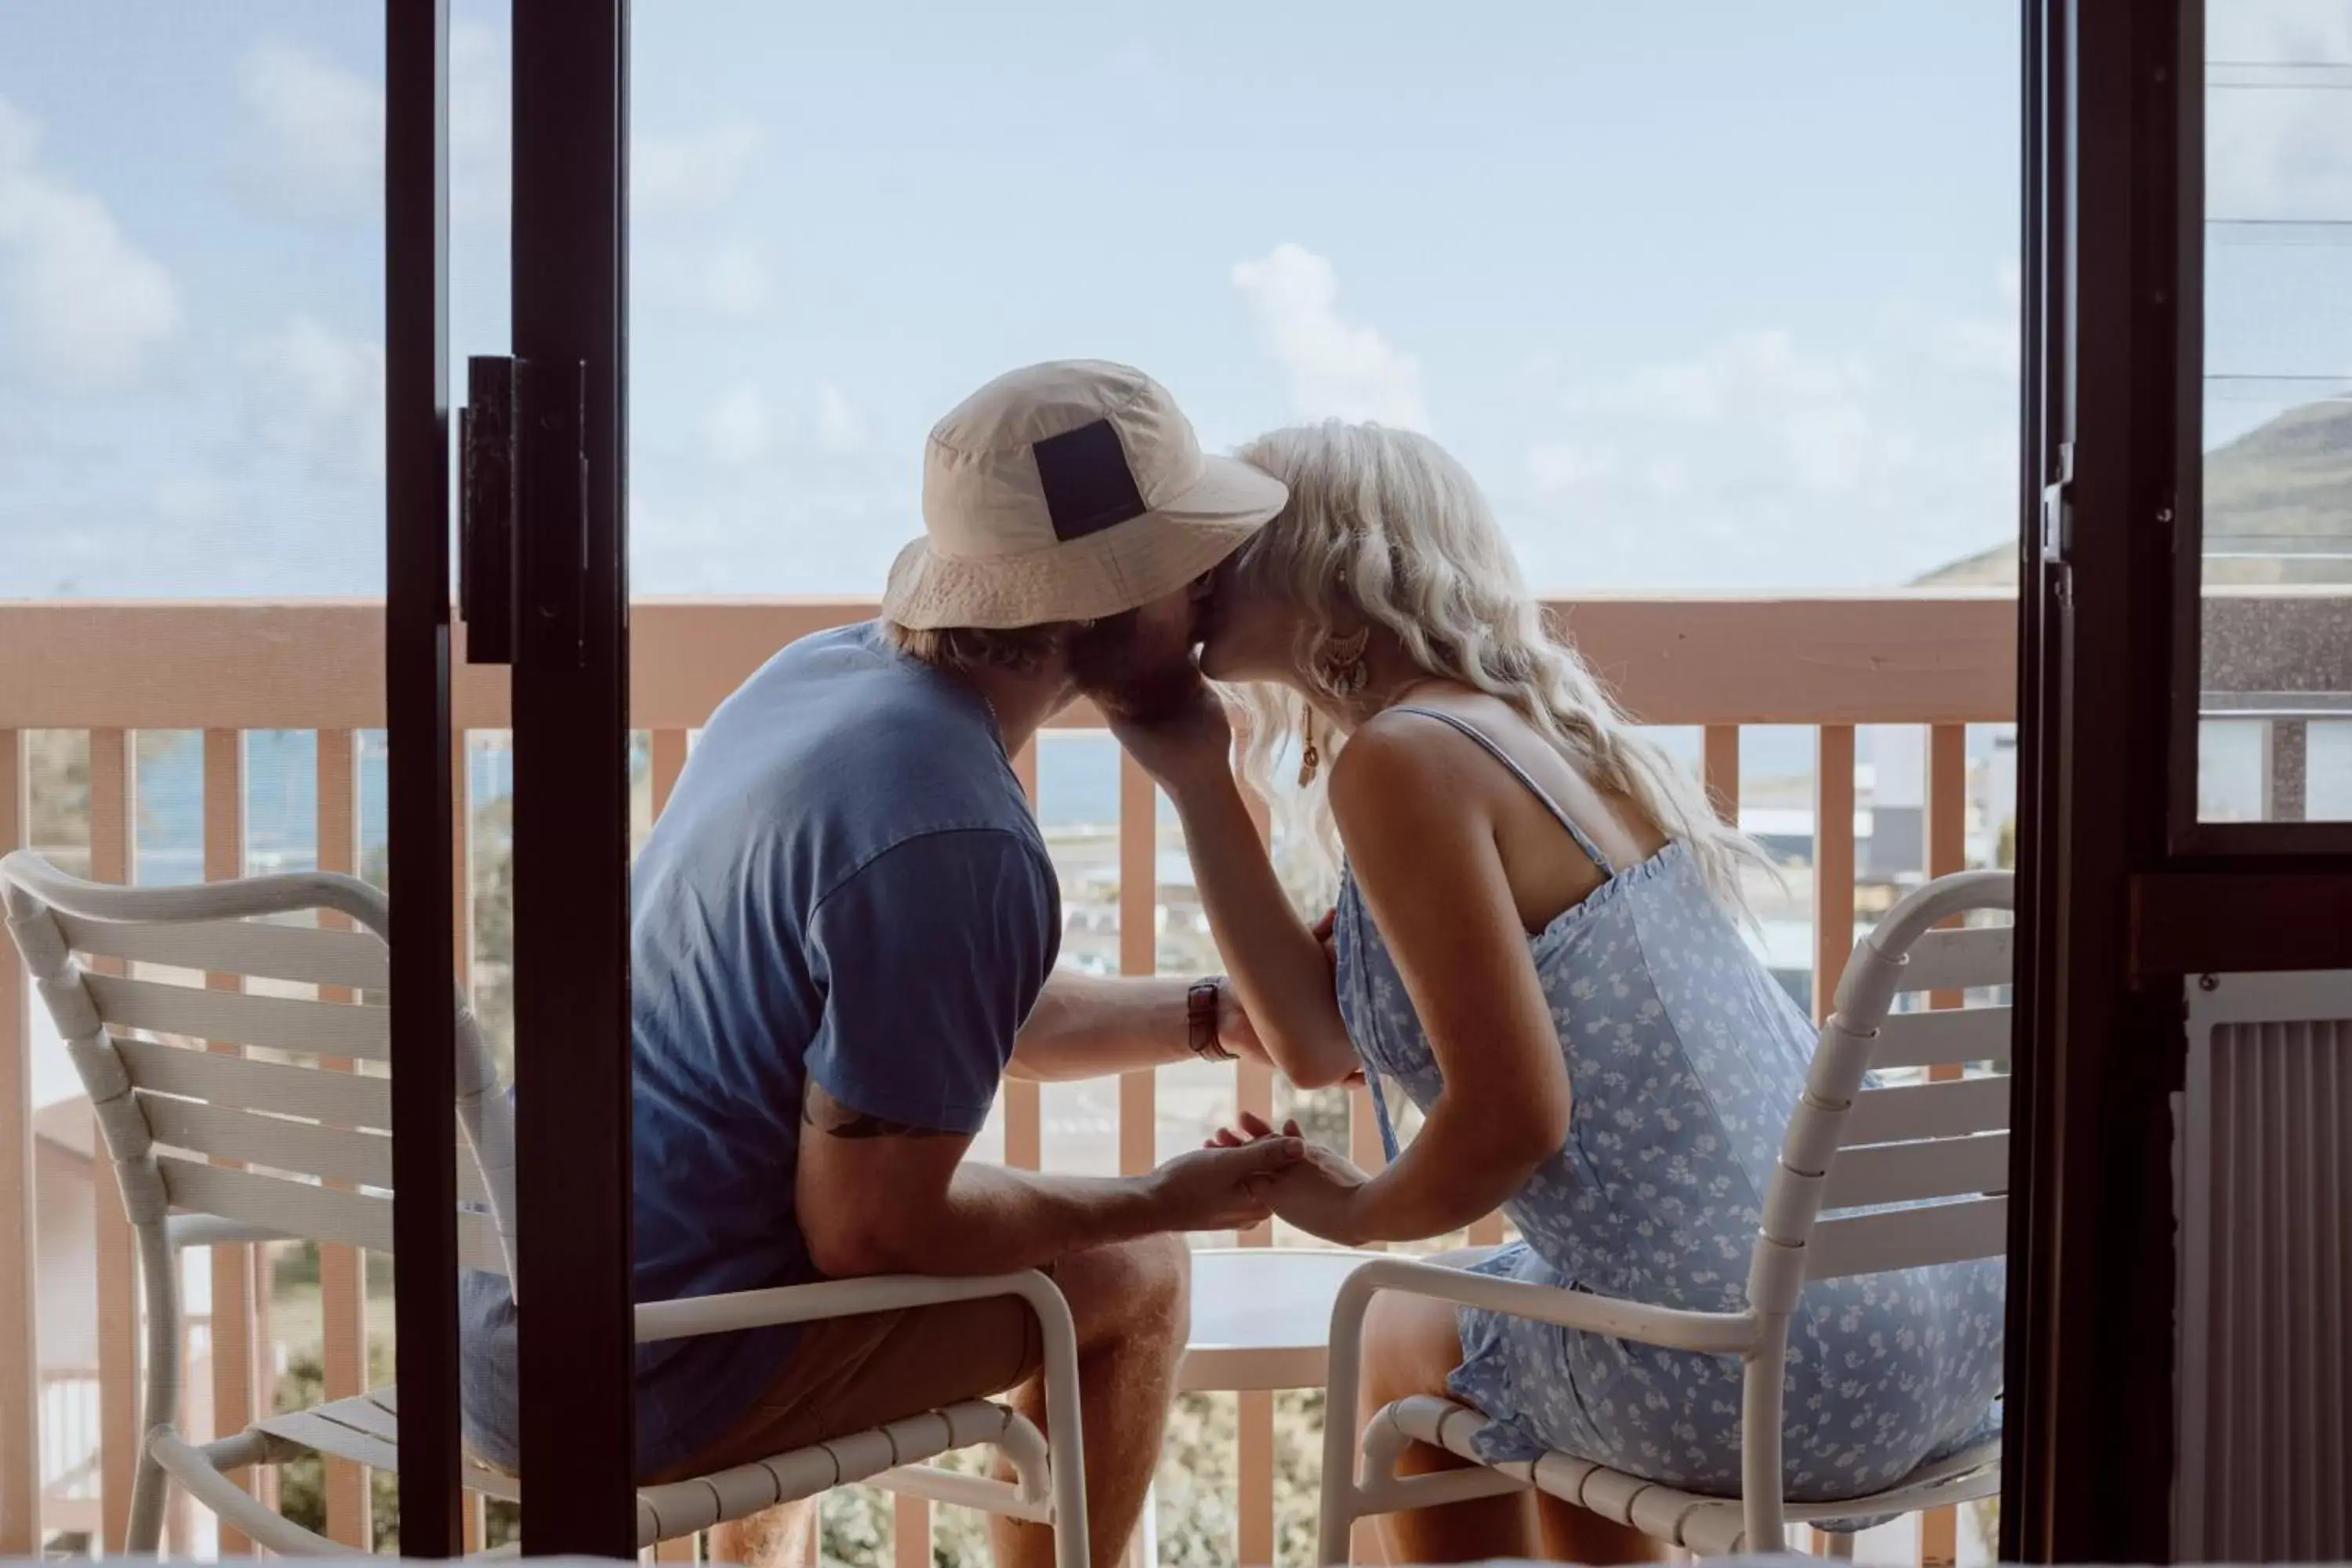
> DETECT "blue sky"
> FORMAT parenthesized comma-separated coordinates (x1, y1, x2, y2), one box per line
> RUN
(0, 2, 2343, 601)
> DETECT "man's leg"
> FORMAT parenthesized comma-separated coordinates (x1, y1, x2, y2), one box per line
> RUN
(707, 1500, 817, 1568)
(644, 1290, 1045, 1568)
(991, 1232, 1189, 1568)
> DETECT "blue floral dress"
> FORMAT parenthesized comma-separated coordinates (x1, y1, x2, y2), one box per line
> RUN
(1336, 707, 2004, 1503)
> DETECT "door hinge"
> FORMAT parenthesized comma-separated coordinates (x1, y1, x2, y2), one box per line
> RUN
(459, 355, 520, 666)
(462, 356, 590, 670)
(2040, 441, 2075, 567)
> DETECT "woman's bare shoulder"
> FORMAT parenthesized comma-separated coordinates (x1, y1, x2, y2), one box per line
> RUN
(1329, 703, 1504, 832)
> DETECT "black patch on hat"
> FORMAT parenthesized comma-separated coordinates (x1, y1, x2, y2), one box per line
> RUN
(1033, 418, 1147, 541)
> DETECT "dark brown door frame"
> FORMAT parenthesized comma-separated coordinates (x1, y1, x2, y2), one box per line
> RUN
(386, 0, 463, 1553)
(510, 0, 637, 1553)
(2009, 1, 2352, 1560)
(397, 2, 633, 1551)
(2006, 0, 2190, 1557)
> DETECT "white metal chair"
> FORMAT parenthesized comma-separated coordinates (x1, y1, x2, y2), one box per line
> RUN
(1316, 869, 2015, 1560)
(2, 851, 1089, 1564)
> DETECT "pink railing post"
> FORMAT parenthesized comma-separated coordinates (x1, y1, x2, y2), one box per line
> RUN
(1005, 741, 1044, 1174)
(1704, 724, 1742, 828)
(201, 728, 266, 1552)
(1117, 755, 1158, 1183)
(315, 728, 372, 1549)
(1917, 723, 1973, 1568)
(89, 728, 140, 1553)
(1, 727, 38, 1555)
(1813, 726, 1859, 1025)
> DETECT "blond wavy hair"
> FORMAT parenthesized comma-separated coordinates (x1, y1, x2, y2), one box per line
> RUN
(1226, 421, 1760, 910)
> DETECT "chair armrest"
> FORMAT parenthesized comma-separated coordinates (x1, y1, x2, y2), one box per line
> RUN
(1329, 1256, 1757, 1357)
(633, 1270, 1070, 1345)
(637, 1270, 1093, 1557)
(168, 1215, 300, 1251)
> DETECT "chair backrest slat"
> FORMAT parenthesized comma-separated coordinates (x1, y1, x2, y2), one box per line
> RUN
(1870, 1006, 2013, 1072)
(140, 1092, 491, 1208)
(1840, 1074, 2009, 1148)
(8, 852, 521, 1316)
(1806, 1194, 2008, 1280)
(115, 1034, 390, 1130)
(56, 910, 390, 990)
(1820, 1131, 2009, 1209)
(156, 1156, 509, 1276)
(85, 971, 389, 1060)
(1735, 869, 2013, 1550)
(1896, 925, 2012, 994)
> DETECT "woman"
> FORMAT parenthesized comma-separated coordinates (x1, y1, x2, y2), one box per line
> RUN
(1109, 422, 2004, 1564)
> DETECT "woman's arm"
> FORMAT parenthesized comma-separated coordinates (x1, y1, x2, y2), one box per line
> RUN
(1294, 717, 1575, 1245)
(1164, 770, 1359, 1088)
(1107, 685, 1359, 1091)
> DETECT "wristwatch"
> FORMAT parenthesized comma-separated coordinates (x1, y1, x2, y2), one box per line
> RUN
(1187, 977, 1236, 1062)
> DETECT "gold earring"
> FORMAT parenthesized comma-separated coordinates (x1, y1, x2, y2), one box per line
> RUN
(1321, 628, 1371, 696)
(1298, 710, 1320, 788)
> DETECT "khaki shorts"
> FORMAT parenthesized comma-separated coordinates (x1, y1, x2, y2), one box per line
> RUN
(642, 1287, 1046, 1486)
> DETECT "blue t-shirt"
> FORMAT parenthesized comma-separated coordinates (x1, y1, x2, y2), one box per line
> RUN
(460, 623, 1058, 1477)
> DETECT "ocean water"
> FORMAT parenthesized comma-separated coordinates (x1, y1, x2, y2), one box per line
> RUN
(120, 717, 2042, 884)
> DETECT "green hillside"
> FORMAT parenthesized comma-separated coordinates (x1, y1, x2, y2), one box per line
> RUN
(1914, 397, 2352, 587)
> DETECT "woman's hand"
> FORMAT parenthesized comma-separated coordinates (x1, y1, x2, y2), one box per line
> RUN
(1102, 671, 1236, 798)
(1206, 1112, 1372, 1245)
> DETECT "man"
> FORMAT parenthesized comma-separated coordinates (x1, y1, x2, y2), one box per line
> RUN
(463, 361, 1302, 1566)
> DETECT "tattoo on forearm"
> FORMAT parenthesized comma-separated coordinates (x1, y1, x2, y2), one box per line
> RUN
(803, 1080, 953, 1139)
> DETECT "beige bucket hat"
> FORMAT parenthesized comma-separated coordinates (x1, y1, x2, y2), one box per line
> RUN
(883, 360, 1289, 630)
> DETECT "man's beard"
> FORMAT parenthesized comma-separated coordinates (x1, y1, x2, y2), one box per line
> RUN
(1066, 611, 1205, 724)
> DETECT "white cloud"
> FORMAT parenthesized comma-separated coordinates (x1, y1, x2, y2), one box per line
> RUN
(1933, 262, 2023, 376)
(816, 384, 867, 455)
(234, 27, 507, 225)
(151, 470, 235, 526)
(1526, 438, 1616, 499)
(244, 317, 386, 479)
(2206, 2, 2352, 219)
(703, 381, 774, 466)
(1566, 330, 1875, 495)
(1512, 327, 2015, 588)
(697, 241, 775, 318)
(1231, 242, 1430, 431)
(1644, 456, 1693, 501)
(635, 123, 760, 217)
(0, 96, 183, 392)
(238, 40, 380, 214)
(450, 22, 512, 227)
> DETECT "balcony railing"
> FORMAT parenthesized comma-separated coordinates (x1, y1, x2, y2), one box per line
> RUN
(7, 589, 2020, 1562)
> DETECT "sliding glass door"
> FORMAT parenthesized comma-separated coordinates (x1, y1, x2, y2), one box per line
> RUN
(384, 0, 633, 1555)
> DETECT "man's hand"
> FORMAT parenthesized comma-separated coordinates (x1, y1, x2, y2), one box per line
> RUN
(1145, 1136, 1305, 1231)
(1207, 1112, 1372, 1245)
(1103, 673, 1236, 798)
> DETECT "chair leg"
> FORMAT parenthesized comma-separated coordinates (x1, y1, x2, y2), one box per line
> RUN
(126, 1438, 169, 1555)
(1817, 1527, 1857, 1559)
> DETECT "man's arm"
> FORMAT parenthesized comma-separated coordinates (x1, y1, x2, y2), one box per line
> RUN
(796, 1080, 1299, 1276)
(1007, 971, 1220, 1082)
(793, 829, 1300, 1277)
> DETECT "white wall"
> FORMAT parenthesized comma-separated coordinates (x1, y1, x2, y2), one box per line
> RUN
(33, 1152, 97, 1372)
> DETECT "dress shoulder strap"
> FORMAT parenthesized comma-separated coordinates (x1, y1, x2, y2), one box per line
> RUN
(1386, 706, 1615, 874)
